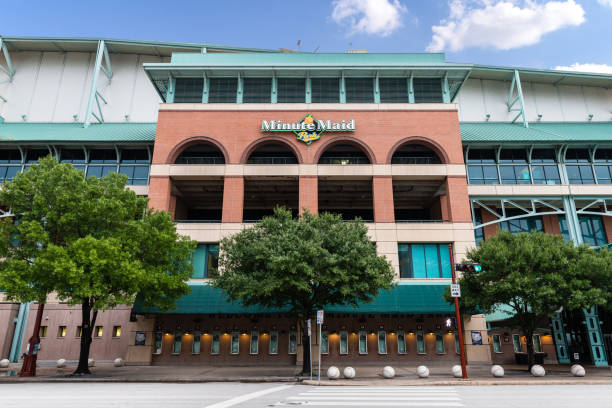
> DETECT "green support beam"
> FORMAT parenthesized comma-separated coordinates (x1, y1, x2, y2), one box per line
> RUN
(83, 40, 113, 128)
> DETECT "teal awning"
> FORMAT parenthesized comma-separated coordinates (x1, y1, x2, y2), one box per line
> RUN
(134, 281, 455, 315)
(461, 122, 612, 143)
(485, 303, 517, 323)
(0, 123, 156, 143)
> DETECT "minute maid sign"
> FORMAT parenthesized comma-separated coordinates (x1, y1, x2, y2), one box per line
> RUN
(261, 114, 355, 145)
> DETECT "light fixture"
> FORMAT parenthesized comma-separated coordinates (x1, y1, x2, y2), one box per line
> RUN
(485, 114, 490, 121)
(588, 114, 594, 121)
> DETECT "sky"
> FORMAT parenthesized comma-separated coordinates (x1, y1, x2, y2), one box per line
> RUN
(2, 0, 612, 73)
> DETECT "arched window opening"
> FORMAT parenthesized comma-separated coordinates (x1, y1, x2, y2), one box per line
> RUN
(246, 143, 298, 165)
(391, 144, 442, 165)
(318, 144, 370, 165)
(318, 177, 373, 221)
(175, 143, 225, 165)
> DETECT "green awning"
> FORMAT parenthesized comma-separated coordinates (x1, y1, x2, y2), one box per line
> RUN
(461, 122, 612, 143)
(134, 281, 455, 315)
(485, 303, 517, 323)
(0, 123, 156, 143)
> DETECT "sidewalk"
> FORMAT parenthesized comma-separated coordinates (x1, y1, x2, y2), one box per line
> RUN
(1, 362, 610, 385)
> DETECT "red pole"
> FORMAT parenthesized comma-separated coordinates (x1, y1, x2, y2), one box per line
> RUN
(19, 303, 44, 377)
(448, 244, 468, 380)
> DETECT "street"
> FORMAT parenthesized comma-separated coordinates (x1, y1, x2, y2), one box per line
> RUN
(0, 383, 611, 408)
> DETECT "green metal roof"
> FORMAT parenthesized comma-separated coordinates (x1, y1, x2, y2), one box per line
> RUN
(0, 123, 156, 143)
(461, 122, 612, 143)
(134, 281, 454, 315)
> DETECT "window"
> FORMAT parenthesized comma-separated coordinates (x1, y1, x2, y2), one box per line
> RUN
(60, 148, 86, 172)
(269, 331, 279, 354)
(39, 326, 47, 338)
(498, 216, 543, 234)
(192, 333, 201, 354)
(174, 78, 204, 103)
(473, 209, 484, 245)
(311, 78, 339, 103)
(250, 331, 259, 354)
(76, 326, 82, 338)
(288, 330, 297, 354)
(119, 149, 150, 185)
(58, 326, 67, 338)
(112, 326, 121, 338)
(531, 149, 560, 185)
(413, 78, 442, 103)
(277, 78, 305, 103)
(560, 215, 608, 246)
(95, 326, 103, 338)
(566, 148, 595, 184)
(320, 331, 329, 354)
(208, 78, 238, 103)
(533, 334, 542, 353)
(380, 78, 408, 103)
(594, 149, 612, 184)
(154, 331, 163, 355)
(397, 331, 406, 354)
(416, 331, 425, 354)
(499, 165, 530, 184)
(398, 243, 452, 279)
(230, 333, 240, 354)
(512, 334, 522, 353)
(358, 331, 367, 354)
(467, 149, 498, 185)
(493, 334, 502, 353)
(173, 332, 182, 354)
(243, 78, 272, 103)
(24, 148, 50, 170)
(435, 333, 445, 354)
(211, 332, 220, 355)
(339, 331, 348, 355)
(377, 331, 387, 354)
(87, 149, 117, 178)
(345, 78, 374, 103)
(0, 149, 22, 183)
(191, 244, 219, 278)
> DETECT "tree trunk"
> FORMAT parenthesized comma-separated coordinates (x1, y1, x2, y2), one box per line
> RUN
(301, 318, 311, 374)
(525, 329, 535, 370)
(74, 300, 97, 375)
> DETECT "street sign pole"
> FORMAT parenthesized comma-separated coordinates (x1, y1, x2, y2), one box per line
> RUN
(448, 244, 468, 380)
(307, 319, 312, 380)
(316, 310, 324, 384)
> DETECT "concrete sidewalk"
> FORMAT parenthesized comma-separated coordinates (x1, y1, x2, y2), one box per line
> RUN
(1, 362, 610, 385)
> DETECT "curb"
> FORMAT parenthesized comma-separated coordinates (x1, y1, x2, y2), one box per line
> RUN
(301, 379, 612, 386)
(0, 377, 299, 384)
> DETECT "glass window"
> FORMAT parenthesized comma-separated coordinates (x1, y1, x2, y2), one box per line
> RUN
(473, 209, 484, 246)
(413, 78, 443, 103)
(118, 149, 150, 185)
(208, 78, 238, 103)
(339, 331, 348, 355)
(436, 333, 445, 354)
(397, 331, 406, 354)
(0, 148, 23, 182)
(499, 216, 543, 234)
(531, 149, 556, 163)
(532, 165, 561, 185)
(512, 334, 521, 353)
(468, 165, 499, 184)
(378, 331, 387, 354)
(277, 78, 305, 103)
(60, 148, 86, 164)
(579, 215, 607, 246)
(345, 78, 374, 103)
(0, 149, 22, 164)
(468, 149, 496, 164)
(230, 333, 240, 354)
(192, 333, 201, 354)
(455, 333, 460, 354)
(243, 78, 272, 103)
(173, 332, 182, 354)
(533, 334, 542, 353)
(76, 326, 82, 338)
(87, 149, 117, 178)
(154, 331, 162, 354)
(321, 331, 329, 354)
(493, 334, 502, 353)
(58, 326, 67, 338)
(311, 78, 339, 103)
(595, 165, 612, 184)
(112, 326, 121, 338)
(566, 165, 595, 184)
(499, 165, 530, 184)
(250, 331, 259, 354)
(25, 148, 49, 164)
(565, 148, 591, 163)
(211, 332, 220, 354)
(95, 326, 103, 337)
(379, 78, 408, 103)
(358, 331, 367, 354)
(289, 330, 297, 354)
(416, 331, 425, 354)
(269, 331, 279, 354)
(398, 243, 451, 279)
(191, 244, 219, 279)
(595, 149, 612, 163)
(174, 78, 203, 103)
(500, 149, 527, 163)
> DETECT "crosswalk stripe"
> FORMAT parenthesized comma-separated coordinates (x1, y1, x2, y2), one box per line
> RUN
(289, 396, 461, 401)
(282, 402, 463, 407)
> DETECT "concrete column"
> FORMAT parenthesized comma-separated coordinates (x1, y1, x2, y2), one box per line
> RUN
(299, 176, 318, 214)
(222, 176, 244, 223)
(148, 176, 173, 213)
(444, 176, 471, 223)
(462, 314, 492, 364)
(373, 176, 394, 223)
(125, 315, 156, 365)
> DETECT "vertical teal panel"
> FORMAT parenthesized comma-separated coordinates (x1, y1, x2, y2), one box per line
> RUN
(424, 244, 439, 278)
(373, 76, 380, 104)
(439, 244, 451, 278)
(339, 74, 346, 103)
(192, 244, 207, 279)
(411, 244, 427, 278)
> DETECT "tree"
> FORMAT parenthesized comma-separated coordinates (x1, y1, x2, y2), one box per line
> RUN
(211, 208, 395, 373)
(455, 230, 608, 368)
(0, 156, 195, 374)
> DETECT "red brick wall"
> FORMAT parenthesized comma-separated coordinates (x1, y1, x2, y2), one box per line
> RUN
(481, 208, 498, 239)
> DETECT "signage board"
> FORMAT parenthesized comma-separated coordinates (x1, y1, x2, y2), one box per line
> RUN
(261, 114, 355, 145)
(307, 319, 311, 337)
(316, 310, 324, 324)
(450, 283, 461, 298)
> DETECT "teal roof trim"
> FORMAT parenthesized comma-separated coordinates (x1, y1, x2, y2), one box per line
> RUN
(0, 123, 156, 143)
(134, 281, 454, 315)
(461, 122, 612, 143)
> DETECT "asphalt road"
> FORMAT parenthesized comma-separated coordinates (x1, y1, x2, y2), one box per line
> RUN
(0, 383, 611, 408)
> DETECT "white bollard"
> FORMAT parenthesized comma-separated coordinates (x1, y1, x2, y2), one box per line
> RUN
(451, 365, 462, 378)
(382, 366, 395, 379)
(56, 358, 67, 368)
(416, 365, 430, 378)
(88, 358, 95, 367)
(0, 359, 9, 369)
(491, 365, 505, 377)
(113, 358, 124, 367)
(343, 366, 356, 379)
(530, 364, 545, 377)
(570, 364, 585, 377)
(326, 366, 340, 379)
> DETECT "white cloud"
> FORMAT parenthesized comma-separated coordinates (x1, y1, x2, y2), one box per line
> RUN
(597, 0, 612, 7)
(427, 0, 586, 52)
(331, 0, 407, 37)
(554, 63, 612, 74)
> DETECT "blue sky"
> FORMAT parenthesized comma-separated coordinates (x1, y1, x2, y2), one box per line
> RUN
(2, 0, 612, 72)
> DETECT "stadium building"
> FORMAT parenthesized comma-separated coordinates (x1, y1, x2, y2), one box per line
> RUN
(0, 36, 610, 367)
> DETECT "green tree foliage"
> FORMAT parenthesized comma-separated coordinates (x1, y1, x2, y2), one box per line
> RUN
(211, 208, 395, 373)
(0, 156, 195, 374)
(455, 230, 609, 367)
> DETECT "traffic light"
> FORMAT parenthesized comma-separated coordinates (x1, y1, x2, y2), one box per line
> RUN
(455, 263, 482, 272)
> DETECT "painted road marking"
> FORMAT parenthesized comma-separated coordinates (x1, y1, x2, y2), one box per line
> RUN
(203, 384, 293, 408)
